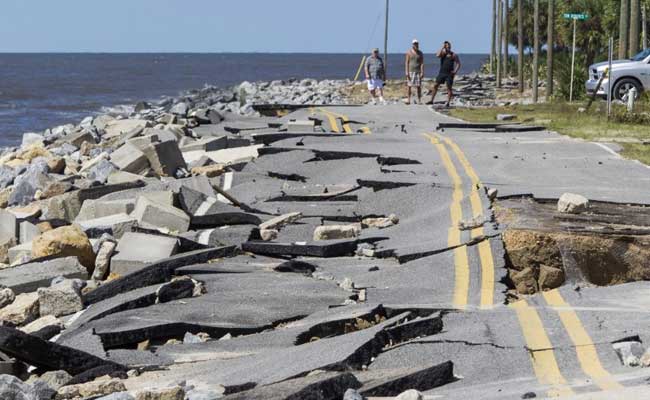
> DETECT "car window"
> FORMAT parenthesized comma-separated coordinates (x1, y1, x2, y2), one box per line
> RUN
(631, 49, 650, 61)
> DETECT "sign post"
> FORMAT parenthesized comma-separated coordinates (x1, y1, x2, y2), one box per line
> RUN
(563, 13, 589, 102)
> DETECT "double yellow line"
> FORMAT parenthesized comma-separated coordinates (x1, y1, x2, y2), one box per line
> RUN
(424, 131, 622, 396)
(423, 132, 494, 309)
(311, 107, 371, 134)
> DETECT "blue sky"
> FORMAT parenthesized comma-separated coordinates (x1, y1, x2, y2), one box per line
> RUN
(0, 0, 491, 53)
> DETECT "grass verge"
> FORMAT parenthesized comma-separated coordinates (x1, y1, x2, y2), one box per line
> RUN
(449, 102, 650, 165)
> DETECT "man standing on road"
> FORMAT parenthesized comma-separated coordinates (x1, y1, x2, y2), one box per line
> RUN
(405, 39, 424, 105)
(429, 41, 461, 107)
(365, 48, 386, 105)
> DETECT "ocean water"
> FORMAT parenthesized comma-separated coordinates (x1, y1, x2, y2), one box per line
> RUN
(0, 53, 487, 147)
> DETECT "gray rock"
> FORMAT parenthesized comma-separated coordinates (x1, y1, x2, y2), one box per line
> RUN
(31, 380, 56, 400)
(170, 102, 189, 116)
(88, 159, 117, 184)
(0, 374, 39, 400)
(344, 388, 365, 400)
(496, 114, 516, 121)
(93, 240, 117, 281)
(0, 288, 15, 309)
(9, 169, 51, 206)
(557, 193, 589, 214)
(313, 225, 361, 241)
(183, 332, 209, 344)
(76, 199, 136, 222)
(185, 389, 220, 400)
(0, 257, 88, 295)
(0, 292, 39, 326)
(0, 166, 16, 189)
(259, 212, 302, 231)
(49, 143, 78, 157)
(37, 279, 84, 317)
(34, 370, 72, 391)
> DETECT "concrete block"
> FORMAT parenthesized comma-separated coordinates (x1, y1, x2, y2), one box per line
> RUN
(131, 196, 190, 233)
(110, 232, 178, 275)
(103, 119, 149, 139)
(62, 130, 95, 148)
(126, 134, 159, 151)
(7, 242, 31, 265)
(106, 171, 146, 185)
(0, 257, 88, 294)
(18, 221, 40, 244)
(288, 120, 315, 133)
(76, 213, 138, 239)
(76, 199, 136, 221)
(143, 141, 187, 177)
(180, 136, 228, 152)
(0, 209, 17, 243)
(182, 145, 262, 165)
(137, 191, 174, 207)
(110, 143, 150, 174)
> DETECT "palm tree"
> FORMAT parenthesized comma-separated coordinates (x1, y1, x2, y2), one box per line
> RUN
(630, 0, 641, 56)
(504, 0, 509, 77)
(546, 0, 554, 100)
(620, 0, 630, 58)
(518, 0, 524, 93)
(491, 0, 497, 73)
(533, 0, 539, 102)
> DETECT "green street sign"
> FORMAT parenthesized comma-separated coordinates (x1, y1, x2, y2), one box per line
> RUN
(563, 13, 589, 20)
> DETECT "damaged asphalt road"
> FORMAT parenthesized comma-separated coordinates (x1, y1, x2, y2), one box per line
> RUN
(3, 101, 650, 399)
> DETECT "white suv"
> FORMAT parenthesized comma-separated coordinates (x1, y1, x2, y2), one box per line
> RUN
(586, 49, 650, 100)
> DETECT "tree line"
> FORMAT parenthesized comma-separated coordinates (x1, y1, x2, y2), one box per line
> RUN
(490, 0, 649, 102)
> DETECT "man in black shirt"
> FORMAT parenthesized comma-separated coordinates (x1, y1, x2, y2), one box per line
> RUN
(429, 41, 461, 107)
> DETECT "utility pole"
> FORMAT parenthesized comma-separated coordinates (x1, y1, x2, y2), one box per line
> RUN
(533, 0, 539, 103)
(504, 0, 509, 78)
(546, 0, 555, 100)
(384, 0, 389, 74)
(518, 0, 524, 93)
(491, 0, 497, 74)
(497, 0, 503, 88)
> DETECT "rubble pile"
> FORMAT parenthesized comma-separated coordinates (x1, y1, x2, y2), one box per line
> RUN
(0, 80, 461, 399)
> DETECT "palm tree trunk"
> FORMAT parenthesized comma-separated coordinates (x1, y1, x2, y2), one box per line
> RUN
(546, 0, 554, 100)
(518, 0, 524, 93)
(504, 0, 510, 78)
(491, 0, 497, 73)
(533, 0, 539, 103)
(497, 0, 503, 88)
(630, 0, 641, 56)
(620, 0, 630, 59)
(643, 3, 648, 50)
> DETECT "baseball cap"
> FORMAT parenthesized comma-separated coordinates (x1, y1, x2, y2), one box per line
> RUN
(412, 39, 419, 44)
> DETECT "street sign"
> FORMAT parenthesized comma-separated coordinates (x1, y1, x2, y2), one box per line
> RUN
(563, 13, 589, 20)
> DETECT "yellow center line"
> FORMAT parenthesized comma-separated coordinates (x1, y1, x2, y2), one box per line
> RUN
(439, 136, 495, 309)
(543, 290, 624, 391)
(317, 108, 341, 133)
(423, 133, 469, 309)
(511, 299, 575, 397)
(320, 108, 353, 134)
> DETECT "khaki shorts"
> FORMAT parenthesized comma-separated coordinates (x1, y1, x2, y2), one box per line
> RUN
(407, 72, 422, 87)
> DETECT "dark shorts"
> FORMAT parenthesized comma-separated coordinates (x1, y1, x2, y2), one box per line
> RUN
(436, 74, 454, 88)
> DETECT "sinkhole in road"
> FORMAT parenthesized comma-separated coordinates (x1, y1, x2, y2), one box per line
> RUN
(495, 197, 650, 297)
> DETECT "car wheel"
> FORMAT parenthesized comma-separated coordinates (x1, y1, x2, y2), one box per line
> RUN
(613, 78, 642, 101)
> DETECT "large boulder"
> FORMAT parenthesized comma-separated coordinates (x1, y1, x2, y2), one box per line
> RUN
(32, 225, 95, 272)
(0, 374, 39, 400)
(557, 193, 589, 214)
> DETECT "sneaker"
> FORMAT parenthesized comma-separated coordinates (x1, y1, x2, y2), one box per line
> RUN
(369, 98, 377, 105)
